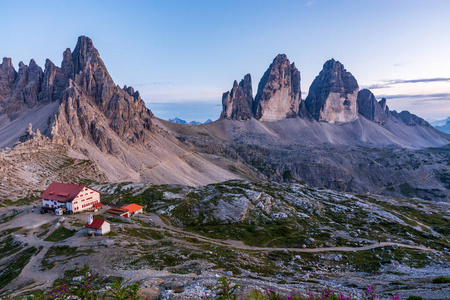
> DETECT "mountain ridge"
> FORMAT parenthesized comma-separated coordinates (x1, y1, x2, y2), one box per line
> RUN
(0, 36, 449, 201)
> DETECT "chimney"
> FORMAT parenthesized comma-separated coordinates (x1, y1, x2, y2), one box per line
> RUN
(88, 214, 93, 225)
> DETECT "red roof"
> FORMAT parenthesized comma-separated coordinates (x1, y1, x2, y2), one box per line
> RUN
(40, 182, 100, 202)
(93, 202, 103, 208)
(40, 182, 85, 203)
(85, 218, 105, 229)
(122, 204, 144, 214)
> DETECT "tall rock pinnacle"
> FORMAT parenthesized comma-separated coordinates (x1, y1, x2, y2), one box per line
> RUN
(220, 74, 253, 120)
(253, 54, 302, 121)
(305, 59, 359, 123)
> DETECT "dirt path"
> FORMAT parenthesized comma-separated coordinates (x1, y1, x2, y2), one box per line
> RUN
(145, 213, 436, 253)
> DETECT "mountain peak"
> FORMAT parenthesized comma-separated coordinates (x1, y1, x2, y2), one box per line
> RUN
(221, 74, 253, 120)
(2, 57, 13, 67)
(72, 35, 103, 75)
(253, 54, 301, 121)
(305, 59, 359, 123)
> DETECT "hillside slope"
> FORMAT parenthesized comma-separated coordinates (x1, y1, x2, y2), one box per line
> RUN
(159, 118, 450, 201)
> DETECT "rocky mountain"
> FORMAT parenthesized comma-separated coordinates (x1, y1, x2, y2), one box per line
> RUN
(0, 36, 250, 192)
(430, 117, 450, 127)
(357, 89, 388, 125)
(1, 37, 449, 202)
(435, 120, 450, 134)
(253, 55, 303, 121)
(220, 74, 253, 120)
(168, 118, 213, 125)
(305, 59, 359, 123)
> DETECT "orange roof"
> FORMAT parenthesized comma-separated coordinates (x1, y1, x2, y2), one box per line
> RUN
(122, 203, 144, 214)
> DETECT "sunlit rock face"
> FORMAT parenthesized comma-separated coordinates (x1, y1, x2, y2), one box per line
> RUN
(305, 59, 359, 123)
(253, 54, 302, 121)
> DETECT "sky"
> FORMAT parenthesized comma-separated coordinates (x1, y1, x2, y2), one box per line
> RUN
(1, 0, 449, 122)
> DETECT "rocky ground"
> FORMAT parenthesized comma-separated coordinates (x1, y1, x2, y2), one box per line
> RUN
(0, 181, 449, 299)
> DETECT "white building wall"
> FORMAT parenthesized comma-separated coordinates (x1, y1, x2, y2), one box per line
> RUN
(42, 199, 68, 209)
(72, 188, 101, 213)
(101, 222, 110, 235)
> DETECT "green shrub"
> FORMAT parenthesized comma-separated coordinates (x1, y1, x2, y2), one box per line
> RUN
(432, 275, 450, 283)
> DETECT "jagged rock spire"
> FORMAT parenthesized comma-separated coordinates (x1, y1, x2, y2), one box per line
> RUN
(305, 59, 359, 123)
(221, 74, 253, 120)
(253, 54, 302, 121)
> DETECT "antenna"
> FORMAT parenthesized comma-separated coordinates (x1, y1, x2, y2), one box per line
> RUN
(88, 214, 93, 225)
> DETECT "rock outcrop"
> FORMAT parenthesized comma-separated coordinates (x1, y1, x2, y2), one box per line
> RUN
(0, 58, 17, 105)
(253, 54, 302, 121)
(1, 59, 44, 119)
(357, 89, 430, 128)
(305, 59, 359, 123)
(220, 74, 253, 120)
(357, 89, 387, 125)
(393, 110, 430, 127)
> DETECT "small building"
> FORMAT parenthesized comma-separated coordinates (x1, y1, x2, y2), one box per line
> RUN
(107, 203, 144, 218)
(85, 217, 110, 236)
(107, 207, 129, 217)
(40, 182, 102, 214)
(122, 204, 144, 217)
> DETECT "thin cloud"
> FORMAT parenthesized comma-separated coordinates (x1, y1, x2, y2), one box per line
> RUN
(393, 61, 408, 67)
(306, 1, 315, 7)
(362, 84, 391, 90)
(362, 77, 450, 90)
(376, 93, 450, 100)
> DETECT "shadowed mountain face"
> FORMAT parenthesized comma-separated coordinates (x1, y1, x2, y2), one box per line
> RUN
(357, 89, 388, 126)
(305, 59, 359, 123)
(220, 74, 253, 121)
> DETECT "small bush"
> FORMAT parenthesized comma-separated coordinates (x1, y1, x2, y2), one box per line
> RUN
(406, 296, 424, 300)
(432, 275, 450, 283)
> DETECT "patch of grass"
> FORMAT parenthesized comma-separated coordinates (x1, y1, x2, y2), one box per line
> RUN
(0, 226, 22, 238)
(2, 197, 35, 206)
(44, 226, 76, 242)
(0, 213, 17, 224)
(432, 276, 450, 283)
(0, 246, 39, 290)
(0, 236, 25, 259)
(123, 227, 164, 240)
(45, 245, 78, 258)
